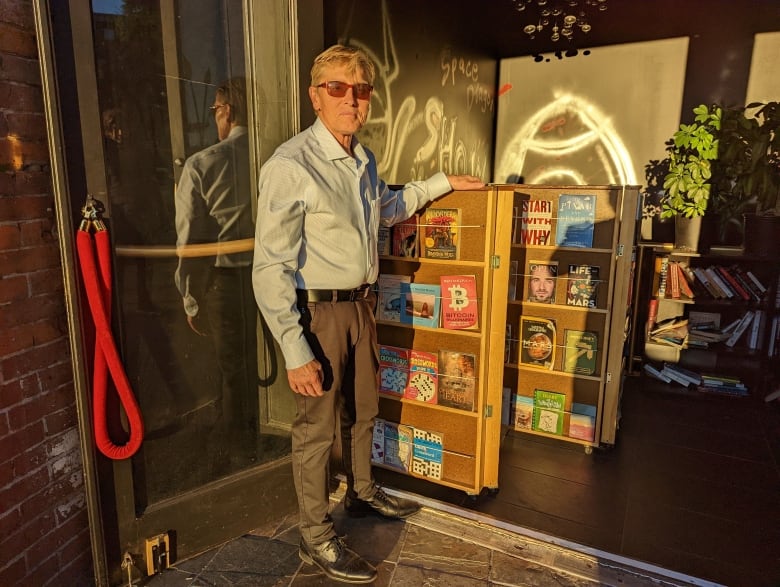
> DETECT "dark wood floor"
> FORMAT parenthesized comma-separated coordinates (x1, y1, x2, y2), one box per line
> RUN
(377, 374, 780, 587)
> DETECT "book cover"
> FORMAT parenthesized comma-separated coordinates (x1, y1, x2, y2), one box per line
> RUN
(438, 350, 477, 411)
(440, 275, 479, 330)
(675, 262, 695, 299)
(568, 403, 597, 441)
(376, 273, 410, 322)
(391, 215, 419, 257)
(692, 266, 721, 299)
(400, 282, 441, 328)
(715, 265, 750, 301)
(647, 299, 659, 333)
(706, 266, 734, 298)
(513, 394, 534, 430)
(532, 389, 566, 435)
(405, 349, 438, 403)
(643, 362, 672, 383)
(730, 265, 762, 301)
(669, 260, 681, 299)
(566, 264, 599, 308)
(420, 207, 460, 260)
(519, 316, 556, 370)
(657, 256, 670, 298)
(725, 310, 755, 347)
(518, 198, 553, 245)
(383, 421, 413, 472)
(377, 225, 391, 256)
(371, 418, 385, 464)
(555, 194, 596, 248)
(411, 428, 443, 480)
(562, 329, 598, 375)
(527, 260, 558, 304)
(411, 428, 443, 479)
(378, 345, 410, 396)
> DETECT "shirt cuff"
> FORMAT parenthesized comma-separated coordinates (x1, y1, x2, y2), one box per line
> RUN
(282, 337, 316, 371)
(426, 171, 454, 199)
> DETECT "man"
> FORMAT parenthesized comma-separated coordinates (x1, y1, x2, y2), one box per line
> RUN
(174, 77, 258, 456)
(252, 45, 484, 584)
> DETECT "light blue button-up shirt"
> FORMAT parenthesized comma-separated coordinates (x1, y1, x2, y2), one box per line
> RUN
(253, 118, 452, 369)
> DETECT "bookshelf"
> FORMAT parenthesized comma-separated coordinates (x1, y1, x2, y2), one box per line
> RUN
(641, 245, 780, 397)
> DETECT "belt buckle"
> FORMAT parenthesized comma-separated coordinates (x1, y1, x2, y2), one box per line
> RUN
(349, 284, 368, 302)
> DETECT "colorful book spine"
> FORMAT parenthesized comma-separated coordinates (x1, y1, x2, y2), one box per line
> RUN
(725, 310, 755, 347)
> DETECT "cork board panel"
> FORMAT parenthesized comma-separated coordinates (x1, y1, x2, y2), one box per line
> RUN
(440, 451, 476, 489)
(378, 397, 478, 456)
(516, 369, 601, 408)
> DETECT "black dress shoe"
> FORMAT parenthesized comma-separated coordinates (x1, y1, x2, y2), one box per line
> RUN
(299, 537, 377, 584)
(344, 487, 421, 519)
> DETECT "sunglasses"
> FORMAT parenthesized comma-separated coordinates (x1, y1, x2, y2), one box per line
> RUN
(316, 81, 373, 100)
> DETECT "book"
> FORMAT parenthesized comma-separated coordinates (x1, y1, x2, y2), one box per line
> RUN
(692, 266, 721, 299)
(391, 215, 419, 257)
(371, 418, 385, 463)
(706, 266, 734, 298)
(566, 264, 599, 308)
(715, 265, 750, 301)
(660, 365, 692, 387)
(657, 256, 670, 298)
(744, 269, 768, 295)
(437, 350, 477, 411)
(555, 194, 595, 248)
(400, 282, 441, 328)
(748, 309, 765, 350)
(513, 394, 534, 430)
(440, 275, 479, 330)
(663, 362, 702, 385)
(669, 260, 681, 298)
(643, 362, 672, 383)
(568, 403, 597, 441)
(378, 345, 410, 396)
(518, 198, 552, 245)
(730, 265, 762, 302)
(383, 421, 413, 472)
(519, 316, 556, 370)
(411, 428, 443, 480)
(376, 273, 410, 322)
(532, 389, 566, 435)
(674, 262, 695, 299)
(562, 329, 598, 375)
(647, 299, 659, 334)
(725, 310, 755, 347)
(377, 225, 391, 256)
(527, 260, 558, 304)
(405, 349, 438, 403)
(420, 207, 460, 260)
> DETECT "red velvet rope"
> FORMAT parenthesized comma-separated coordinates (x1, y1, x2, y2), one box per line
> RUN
(76, 228, 144, 459)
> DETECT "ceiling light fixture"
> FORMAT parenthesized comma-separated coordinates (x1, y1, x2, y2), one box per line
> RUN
(510, 0, 608, 43)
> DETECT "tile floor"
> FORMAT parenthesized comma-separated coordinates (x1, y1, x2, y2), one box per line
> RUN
(144, 484, 713, 586)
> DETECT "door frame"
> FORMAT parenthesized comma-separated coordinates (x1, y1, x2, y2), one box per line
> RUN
(32, 1, 309, 583)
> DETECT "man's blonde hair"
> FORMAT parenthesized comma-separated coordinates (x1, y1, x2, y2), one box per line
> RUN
(310, 45, 375, 86)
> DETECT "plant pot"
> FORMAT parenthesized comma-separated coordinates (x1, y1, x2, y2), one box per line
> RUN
(674, 215, 702, 252)
(743, 213, 780, 257)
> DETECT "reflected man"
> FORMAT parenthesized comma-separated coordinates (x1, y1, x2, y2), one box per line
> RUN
(174, 77, 258, 449)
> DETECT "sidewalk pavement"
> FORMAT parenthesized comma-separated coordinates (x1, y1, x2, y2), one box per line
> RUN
(145, 483, 720, 586)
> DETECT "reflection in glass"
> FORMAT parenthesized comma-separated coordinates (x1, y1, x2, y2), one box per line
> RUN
(91, 0, 291, 506)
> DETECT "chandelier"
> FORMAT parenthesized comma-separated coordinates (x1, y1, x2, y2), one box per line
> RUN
(510, 0, 608, 43)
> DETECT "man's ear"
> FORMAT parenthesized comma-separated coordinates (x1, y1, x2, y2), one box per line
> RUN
(309, 85, 320, 112)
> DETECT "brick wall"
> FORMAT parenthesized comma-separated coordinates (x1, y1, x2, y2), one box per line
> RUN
(0, 1, 92, 585)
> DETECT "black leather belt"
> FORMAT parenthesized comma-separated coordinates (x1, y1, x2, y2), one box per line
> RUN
(297, 284, 371, 303)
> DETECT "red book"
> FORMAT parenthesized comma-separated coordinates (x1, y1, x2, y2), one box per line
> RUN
(669, 261, 680, 299)
(440, 275, 479, 330)
(715, 266, 751, 301)
(675, 262, 695, 299)
(647, 298, 659, 333)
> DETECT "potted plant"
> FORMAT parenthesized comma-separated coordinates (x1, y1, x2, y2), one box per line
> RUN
(711, 101, 780, 256)
(648, 104, 721, 251)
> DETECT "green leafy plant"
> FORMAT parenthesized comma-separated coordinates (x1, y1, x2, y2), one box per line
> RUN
(660, 104, 721, 219)
(712, 101, 780, 224)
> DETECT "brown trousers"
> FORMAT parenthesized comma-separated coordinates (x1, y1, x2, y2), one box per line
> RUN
(293, 292, 379, 546)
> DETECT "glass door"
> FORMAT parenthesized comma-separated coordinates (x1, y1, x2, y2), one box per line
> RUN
(38, 0, 300, 582)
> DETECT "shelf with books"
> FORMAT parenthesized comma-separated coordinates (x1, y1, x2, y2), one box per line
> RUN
(503, 185, 640, 450)
(639, 245, 780, 397)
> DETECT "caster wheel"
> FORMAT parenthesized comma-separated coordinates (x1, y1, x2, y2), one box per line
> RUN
(584, 445, 593, 455)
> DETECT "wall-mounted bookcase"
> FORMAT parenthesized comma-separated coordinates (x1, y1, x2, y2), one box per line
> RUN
(373, 184, 639, 495)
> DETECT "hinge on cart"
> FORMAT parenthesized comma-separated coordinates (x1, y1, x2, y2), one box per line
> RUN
(616, 244, 624, 257)
(491, 255, 500, 268)
(606, 372, 612, 383)
(484, 404, 493, 418)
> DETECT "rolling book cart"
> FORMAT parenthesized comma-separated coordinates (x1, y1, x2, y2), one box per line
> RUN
(374, 184, 639, 496)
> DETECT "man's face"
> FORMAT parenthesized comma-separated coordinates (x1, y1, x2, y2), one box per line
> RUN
(211, 100, 231, 141)
(309, 63, 371, 141)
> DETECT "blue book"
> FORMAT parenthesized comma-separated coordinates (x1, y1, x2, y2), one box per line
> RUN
(400, 282, 441, 328)
(555, 194, 596, 248)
